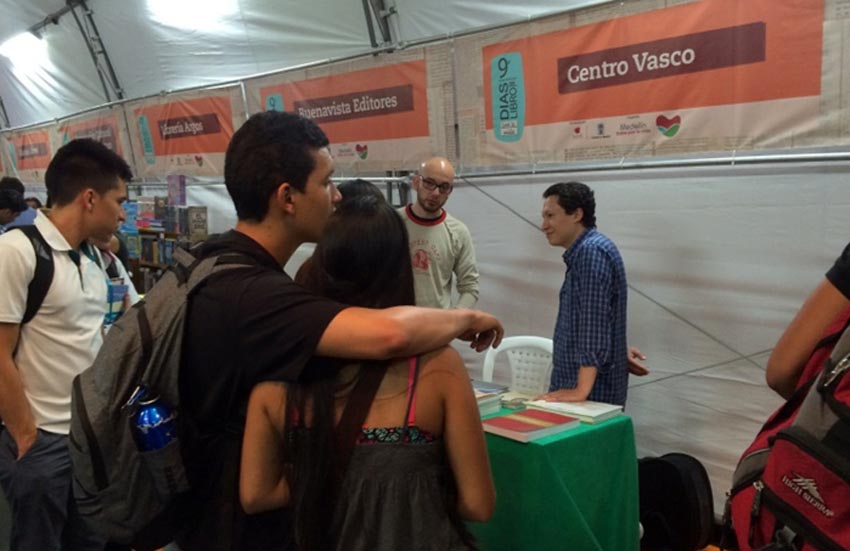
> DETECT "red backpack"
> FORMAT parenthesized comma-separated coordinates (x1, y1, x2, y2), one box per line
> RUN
(725, 308, 850, 551)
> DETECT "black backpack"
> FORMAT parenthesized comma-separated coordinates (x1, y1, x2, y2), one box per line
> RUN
(68, 247, 251, 550)
(11, 225, 54, 324)
(639, 452, 715, 551)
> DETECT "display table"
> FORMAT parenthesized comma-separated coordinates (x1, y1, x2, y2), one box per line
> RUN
(470, 409, 639, 551)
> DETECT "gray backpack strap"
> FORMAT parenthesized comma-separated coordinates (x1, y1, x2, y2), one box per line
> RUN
(794, 325, 850, 438)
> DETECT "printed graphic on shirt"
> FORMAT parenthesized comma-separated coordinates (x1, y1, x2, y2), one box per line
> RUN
(412, 249, 429, 270)
(410, 238, 442, 273)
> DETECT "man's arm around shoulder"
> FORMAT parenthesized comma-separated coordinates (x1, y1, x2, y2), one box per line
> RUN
(0, 323, 38, 458)
(316, 306, 503, 359)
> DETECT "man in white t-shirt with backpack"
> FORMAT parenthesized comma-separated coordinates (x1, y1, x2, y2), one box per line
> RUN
(0, 139, 131, 551)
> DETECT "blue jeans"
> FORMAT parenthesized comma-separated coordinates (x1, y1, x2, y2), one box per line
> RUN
(0, 427, 104, 551)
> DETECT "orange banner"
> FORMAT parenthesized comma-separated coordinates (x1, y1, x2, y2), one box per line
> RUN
(260, 60, 429, 143)
(9, 131, 52, 171)
(483, 0, 823, 129)
(59, 114, 123, 155)
(133, 96, 233, 157)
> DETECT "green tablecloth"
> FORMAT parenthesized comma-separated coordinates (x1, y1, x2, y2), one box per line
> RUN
(470, 410, 639, 551)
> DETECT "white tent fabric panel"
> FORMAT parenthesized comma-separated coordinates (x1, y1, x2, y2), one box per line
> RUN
(446, 163, 849, 513)
(392, 0, 612, 42)
(0, 9, 105, 126)
(0, 0, 623, 127)
(92, 0, 374, 96)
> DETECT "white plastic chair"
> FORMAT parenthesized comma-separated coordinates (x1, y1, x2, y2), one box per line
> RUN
(481, 336, 554, 396)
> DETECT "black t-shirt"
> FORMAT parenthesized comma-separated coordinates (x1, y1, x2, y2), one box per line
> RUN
(178, 230, 345, 551)
(827, 241, 850, 300)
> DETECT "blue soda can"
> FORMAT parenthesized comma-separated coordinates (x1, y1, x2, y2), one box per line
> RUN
(133, 395, 177, 451)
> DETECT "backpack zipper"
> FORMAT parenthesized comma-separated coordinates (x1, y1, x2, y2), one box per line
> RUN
(822, 354, 850, 389)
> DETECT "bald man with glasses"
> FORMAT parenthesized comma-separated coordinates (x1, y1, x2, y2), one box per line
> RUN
(400, 156, 479, 309)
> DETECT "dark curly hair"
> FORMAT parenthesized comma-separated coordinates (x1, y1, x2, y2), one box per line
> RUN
(224, 111, 330, 221)
(542, 181, 597, 228)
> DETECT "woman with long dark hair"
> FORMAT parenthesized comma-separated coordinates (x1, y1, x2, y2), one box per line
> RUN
(240, 195, 495, 550)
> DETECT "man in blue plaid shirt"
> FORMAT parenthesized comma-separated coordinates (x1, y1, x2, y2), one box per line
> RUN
(537, 182, 645, 406)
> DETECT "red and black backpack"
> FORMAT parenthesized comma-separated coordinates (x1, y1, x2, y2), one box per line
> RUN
(724, 307, 850, 551)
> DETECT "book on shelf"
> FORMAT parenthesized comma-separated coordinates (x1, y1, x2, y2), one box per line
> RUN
(482, 409, 579, 443)
(187, 206, 208, 244)
(167, 174, 186, 206)
(475, 391, 501, 417)
(525, 399, 623, 424)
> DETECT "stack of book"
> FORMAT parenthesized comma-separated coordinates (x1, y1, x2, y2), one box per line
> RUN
(525, 399, 623, 424)
(475, 391, 502, 417)
(482, 409, 579, 443)
(471, 380, 508, 395)
(499, 391, 535, 410)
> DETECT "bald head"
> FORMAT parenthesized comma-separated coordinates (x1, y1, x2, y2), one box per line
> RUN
(419, 157, 455, 182)
(412, 156, 455, 218)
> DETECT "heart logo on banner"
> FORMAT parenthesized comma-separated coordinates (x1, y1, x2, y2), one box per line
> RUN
(194, 155, 204, 166)
(656, 115, 681, 138)
(355, 144, 368, 160)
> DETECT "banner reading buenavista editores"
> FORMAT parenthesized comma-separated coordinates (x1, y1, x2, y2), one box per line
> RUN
(252, 59, 433, 171)
(58, 110, 127, 156)
(457, 0, 825, 167)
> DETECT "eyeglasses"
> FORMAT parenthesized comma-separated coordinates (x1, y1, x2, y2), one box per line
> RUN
(420, 176, 453, 194)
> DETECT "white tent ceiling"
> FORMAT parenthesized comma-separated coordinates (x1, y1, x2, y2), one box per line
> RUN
(0, 0, 608, 127)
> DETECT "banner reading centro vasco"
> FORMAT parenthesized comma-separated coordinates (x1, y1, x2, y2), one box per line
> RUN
(4, 130, 53, 183)
(127, 91, 240, 178)
(253, 59, 432, 170)
(456, 0, 824, 167)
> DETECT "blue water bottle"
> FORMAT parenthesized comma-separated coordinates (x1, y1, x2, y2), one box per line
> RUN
(131, 389, 177, 451)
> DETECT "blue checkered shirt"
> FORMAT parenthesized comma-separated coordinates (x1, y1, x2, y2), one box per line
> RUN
(550, 228, 629, 406)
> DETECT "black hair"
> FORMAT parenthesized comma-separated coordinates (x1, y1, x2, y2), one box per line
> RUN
(288, 196, 415, 550)
(45, 139, 132, 207)
(24, 197, 43, 209)
(336, 178, 384, 202)
(305, 195, 413, 308)
(0, 189, 27, 213)
(542, 181, 597, 228)
(224, 111, 330, 221)
(0, 176, 24, 195)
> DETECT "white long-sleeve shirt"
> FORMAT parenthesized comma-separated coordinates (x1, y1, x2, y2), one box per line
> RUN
(400, 205, 479, 309)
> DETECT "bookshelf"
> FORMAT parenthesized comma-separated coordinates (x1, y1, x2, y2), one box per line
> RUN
(121, 191, 208, 293)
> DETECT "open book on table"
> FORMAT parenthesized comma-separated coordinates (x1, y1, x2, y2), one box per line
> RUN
(525, 399, 623, 424)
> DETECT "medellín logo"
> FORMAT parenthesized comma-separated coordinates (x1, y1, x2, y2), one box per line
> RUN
(265, 94, 284, 112)
(656, 114, 681, 137)
(355, 144, 368, 160)
(491, 52, 526, 143)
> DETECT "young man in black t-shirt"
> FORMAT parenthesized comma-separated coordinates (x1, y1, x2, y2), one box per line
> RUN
(177, 111, 504, 551)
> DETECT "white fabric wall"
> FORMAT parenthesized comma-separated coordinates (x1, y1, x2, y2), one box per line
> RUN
(447, 162, 849, 514)
(131, 160, 850, 515)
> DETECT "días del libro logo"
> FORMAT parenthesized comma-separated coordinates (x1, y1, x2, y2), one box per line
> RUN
(656, 114, 681, 137)
(265, 94, 284, 112)
(491, 52, 526, 143)
(355, 144, 368, 160)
